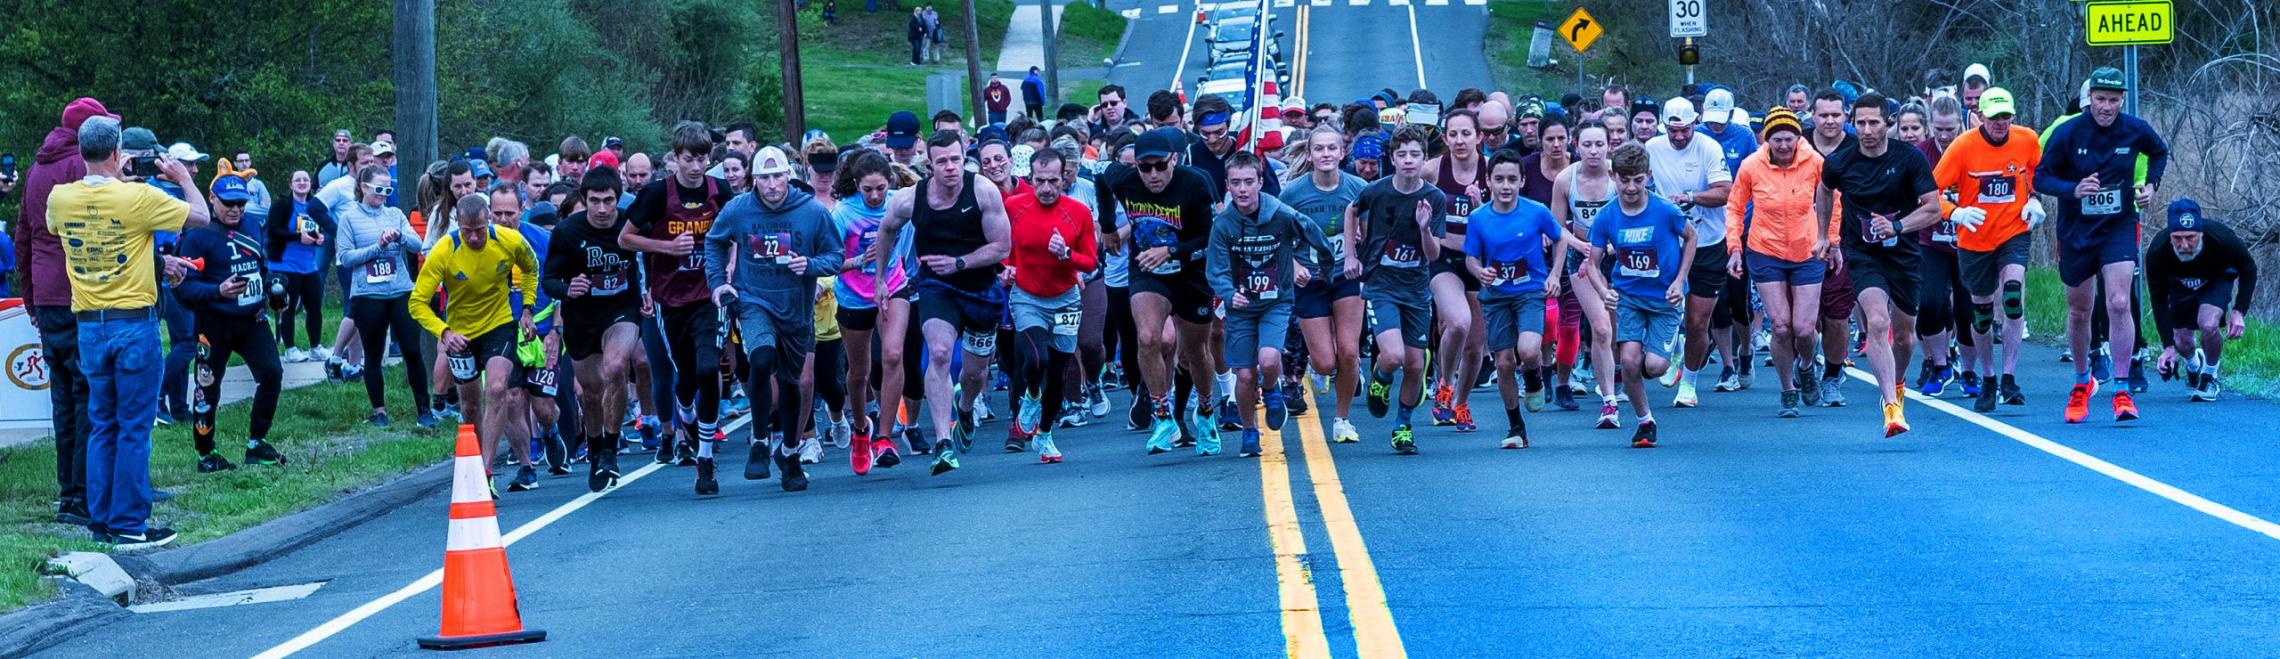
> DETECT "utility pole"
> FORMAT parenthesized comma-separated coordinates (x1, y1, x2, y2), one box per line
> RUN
(781, 0, 808, 139)
(391, 0, 436, 214)
(1038, 0, 1060, 111)
(962, 0, 987, 124)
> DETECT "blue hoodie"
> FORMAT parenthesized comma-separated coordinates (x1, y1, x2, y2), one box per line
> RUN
(705, 186, 844, 332)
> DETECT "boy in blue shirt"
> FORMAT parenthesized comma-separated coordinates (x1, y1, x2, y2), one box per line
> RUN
(1463, 151, 1572, 449)
(1584, 143, 1697, 448)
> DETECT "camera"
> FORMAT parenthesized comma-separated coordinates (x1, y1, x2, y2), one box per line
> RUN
(127, 153, 161, 178)
(1, 153, 16, 181)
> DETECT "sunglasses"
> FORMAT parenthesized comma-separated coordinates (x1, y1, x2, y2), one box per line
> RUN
(1138, 159, 1171, 172)
(219, 200, 247, 208)
(369, 185, 395, 197)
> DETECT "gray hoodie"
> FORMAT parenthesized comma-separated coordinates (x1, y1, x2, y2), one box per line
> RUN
(333, 201, 426, 298)
(704, 186, 843, 331)
(1207, 193, 1330, 315)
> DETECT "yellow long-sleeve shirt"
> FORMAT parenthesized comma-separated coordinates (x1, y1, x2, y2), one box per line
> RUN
(410, 225, 540, 339)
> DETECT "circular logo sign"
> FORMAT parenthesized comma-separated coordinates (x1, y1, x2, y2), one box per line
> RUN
(8, 343, 50, 391)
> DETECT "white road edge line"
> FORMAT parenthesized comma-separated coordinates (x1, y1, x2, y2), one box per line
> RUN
(1846, 367, 2280, 541)
(1404, 1, 1426, 90)
(252, 416, 752, 658)
(1169, 0, 1201, 91)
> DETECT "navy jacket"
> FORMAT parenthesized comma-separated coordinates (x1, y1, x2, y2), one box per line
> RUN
(173, 221, 277, 320)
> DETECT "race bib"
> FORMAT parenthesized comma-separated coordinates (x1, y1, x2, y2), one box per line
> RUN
(525, 363, 559, 396)
(448, 352, 479, 382)
(1379, 241, 1422, 268)
(2180, 277, 2205, 291)
(1976, 173, 2018, 205)
(2083, 187, 2125, 215)
(595, 269, 629, 296)
(962, 331, 997, 356)
(1932, 220, 1958, 244)
(1573, 200, 1607, 229)
(1446, 195, 1476, 223)
(1051, 309, 1082, 336)
(680, 251, 706, 272)
(1487, 259, 1529, 287)
(364, 257, 398, 284)
(1240, 264, 1279, 300)
(235, 273, 265, 307)
(1616, 248, 1660, 279)
(856, 229, 881, 274)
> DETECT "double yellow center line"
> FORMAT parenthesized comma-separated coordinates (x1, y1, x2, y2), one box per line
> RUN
(1256, 378, 1406, 658)
(1290, 4, 1311, 100)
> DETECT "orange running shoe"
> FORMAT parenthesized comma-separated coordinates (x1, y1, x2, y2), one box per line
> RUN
(1452, 404, 1476, 432)
(2112, 390, 2139, 422)
(1883, 402, 1909, 437)
(2063, 381, 2097, 424)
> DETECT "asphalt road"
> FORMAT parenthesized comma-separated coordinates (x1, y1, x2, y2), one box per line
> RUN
(41, 4, 2280, 656)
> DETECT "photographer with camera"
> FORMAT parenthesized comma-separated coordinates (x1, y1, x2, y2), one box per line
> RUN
(14, 97, 116, 529)
(49, 115, 211, 550)
(171, 170, 287, 473)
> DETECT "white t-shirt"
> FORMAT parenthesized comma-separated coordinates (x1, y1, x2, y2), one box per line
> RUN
(315, 174, 359, 222)
(1644, 133, 1733, 246)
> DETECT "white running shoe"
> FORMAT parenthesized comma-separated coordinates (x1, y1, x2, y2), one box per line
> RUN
(798, 436, 824, 464)
(830, 418, 851, 449)
(1087, 387, 1112, 418)
(310, 345, 334, 362)
(284, 347, 308, 363)
(1332, 418, 1360, 444)
(1673, 379, 1699, 408)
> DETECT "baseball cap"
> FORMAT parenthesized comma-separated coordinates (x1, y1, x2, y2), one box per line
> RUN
(1661, 97, 1699, 127)
(1282, 96, 1307, 115)
(210, 174, 251, 203)
(885, 111, 922, 149)
(587, 149, 620, 171)
(2167, 199, 2204, 233)
(754, 146, 794, 176)
(167, 142, 209, 162)
(1977, 87, 2017, 119)
(603, 136, 625, 150)
(1730, 107, 1750, 128)
(371, 140, 395, 157)
(1135, 127, 1183, 160)
(122, 127, 161, 153)
(1701, 88, 1736, 124)
(808, 149, 839, 175)
(469, 159, 494, 179)
(1963, 63, 1992, 86)
(2088, 66, 2127, 93)
(1629, 96, 1659, 119)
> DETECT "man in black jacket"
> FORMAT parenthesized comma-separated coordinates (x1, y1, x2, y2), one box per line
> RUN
(172, 172, 288, 472)
(2146, 199, 2258, 401)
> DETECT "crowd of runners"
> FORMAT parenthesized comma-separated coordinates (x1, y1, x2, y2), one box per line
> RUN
(26, 59, 2264, 525)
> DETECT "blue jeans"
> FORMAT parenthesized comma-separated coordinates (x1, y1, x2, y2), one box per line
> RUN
(80, 316, 162, 536)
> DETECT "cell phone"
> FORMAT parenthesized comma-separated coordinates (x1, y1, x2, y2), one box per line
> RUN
(127, 154, 161, 178)
(1, 153, 16, 179)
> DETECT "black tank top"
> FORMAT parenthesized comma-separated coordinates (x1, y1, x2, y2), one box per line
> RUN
(912, 172, 996, 291)
(1434, 154, 1482, 233)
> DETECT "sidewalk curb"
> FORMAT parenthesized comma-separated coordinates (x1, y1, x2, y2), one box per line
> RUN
(1109, 1, 1136, 65)
(0, 581, 129, 658)
(117, 460, 453, 585)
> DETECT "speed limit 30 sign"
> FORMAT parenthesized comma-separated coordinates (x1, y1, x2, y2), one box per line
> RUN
(1669, 0, 1706, 38)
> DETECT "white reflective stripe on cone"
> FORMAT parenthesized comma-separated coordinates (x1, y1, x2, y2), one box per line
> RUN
(446, 516, 505, 552)
(450, 456, 490, 504)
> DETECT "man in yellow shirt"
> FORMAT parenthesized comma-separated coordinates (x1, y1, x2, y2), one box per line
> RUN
(49, 116, 211, 550)
(411, 193, 541, 496)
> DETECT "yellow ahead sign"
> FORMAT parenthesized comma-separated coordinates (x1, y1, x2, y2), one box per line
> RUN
(2085, 0, 2173, 46)
(1560, 7, 1603, 53)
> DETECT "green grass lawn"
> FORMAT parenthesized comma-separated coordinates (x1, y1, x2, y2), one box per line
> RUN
(0, 365, 451, 612)
(1055, 0, 1127, 66)
(795, 0, 1123, 141)
(1486, 0, 1682, 105)
(2022, 267, 2278, 395)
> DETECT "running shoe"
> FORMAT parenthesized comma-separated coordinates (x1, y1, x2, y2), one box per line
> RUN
(744, 438, 773, 480)
(507, 465, 539, 492)
(1714, 366, 1741, 392)
(1238, 428, 1263, 458)
(2126, 357, 2150, 393)
(1088, 387, 1112, 418)
(903, 424, 931, 455)
(1735, 362, 1754, 390)
(1217, 397, 1243, 432)
(1390, 424, 1417, 455)
(1366, 370, 1392, 418)
(851, 436, 873, 476)
(285, 347, 309, 363)
(872, 432, 903, 468)
(1778, 390, 1803, 418)
(1552, 385, 1578, 411)
(1332, 418, 1360, 444)
(196, 452, 236, 473)
(1921, 366, 1951, 397)
(1883, 403, 1909, 438)
(587, 453, 616, 492)
(695, 458, 719, 495)
(2063, 381, 2096, 424)
(655, 426, 678, 464)
(1125, 393, 1151, 431)
(1974, 375, 2000, 412)
(636, 416, 661, 450)
(1596, 401, 1621, 429)
(1037, 431, 1063, 464)
(1913, 360, 1935, 391)
(1453, 404, 1476, 432)
(1431, 383, 1456, 426)
(1194, 406, 1223, 456)
(1264, 390, 1288, 431)
(1017, 394, 1042, 437)
(1630, 420, 1658, 448)
(2112, 390, 2139, 422)
(1959, 370, 1982, 398)
(368, 411, 391, 427)
(1146, 416, 1178, 454)
(676, 438, 700, 466)
(244, 440, 286, 466)
(976, 396, 996, 423)
(416, 412, 439, 429)
(1060, 410, 1091, 428)
(830, 418, 852, 450)
(1672, 378, 1699, 408)
(1798, 368, 1822, 406)
(1524, 386, 1545, 413)
(1501, 421, 1529, 449)
(1820, 376, 1846, 407)
(1007, 412, 1036, 453)
(929, 439, 959, 476)
(2194, 375, 2223, 402)
(779, 450, 810, 491)
(1283, 382, 1309, 417)
(799, 437, 824, 464)
(954, 406, 979, 453)
(1999, 375, 2026, 406)
(2089, 347, 2113, 384)
(1659, 355, 1683, 388)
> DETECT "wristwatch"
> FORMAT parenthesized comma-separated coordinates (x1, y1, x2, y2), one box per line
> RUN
(954, 256, 966, 272)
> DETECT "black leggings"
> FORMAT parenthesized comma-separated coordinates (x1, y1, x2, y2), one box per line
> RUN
(191, 315, 283, 456)
(1105, 285, 1139, 385)
(275, 270, 327, 349)
(1015, 328, 1073, 428)
(659, 304, 722, 426)
(347, 294, 431, 412)
(1916, 248, 1975, 345)
(812, 338, 847, 424)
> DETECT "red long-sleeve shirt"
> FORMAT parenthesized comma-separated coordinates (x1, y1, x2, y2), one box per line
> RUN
(1005, 192, 1097, 297)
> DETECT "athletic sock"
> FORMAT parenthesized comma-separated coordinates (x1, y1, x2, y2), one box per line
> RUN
(1680, 368, 1698, 387)
(1504, 406, 1522, 427)
(1396, 403, 1416, 426)
(2074, 370, 2093, 385)
(1824, 363, 1842, 380)
(1521, 368, 1543, 393)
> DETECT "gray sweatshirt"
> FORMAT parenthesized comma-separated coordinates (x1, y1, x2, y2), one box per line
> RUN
(704, 187, 843, 330)
(1207, 193, 1329, 314)
(333, 201, 426, 298)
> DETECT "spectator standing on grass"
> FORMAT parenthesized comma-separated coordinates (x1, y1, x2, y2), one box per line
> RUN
(908, 7, 929, 65)
(267, 169, 334, 363)
(317, 129, 355, 189)
(51, 115, 212, 550)
(235, 153, 274, 221)
(16, 96, 116, 529)
(1023, 67, 1047, 120)
(986, 75, 1013, 125)
(925, 4, 945, 63)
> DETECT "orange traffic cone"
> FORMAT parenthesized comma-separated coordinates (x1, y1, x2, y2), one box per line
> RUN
(416, 424, 547, 650)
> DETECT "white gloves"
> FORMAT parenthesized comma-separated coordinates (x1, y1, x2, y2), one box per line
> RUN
(2023, 198, 2047, 229)
(1949, 206, 1988, 231)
